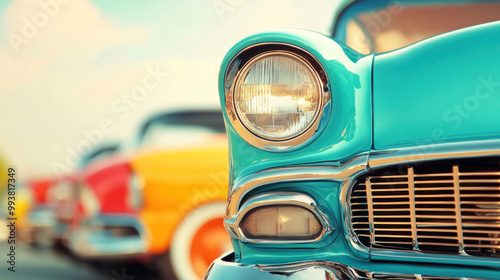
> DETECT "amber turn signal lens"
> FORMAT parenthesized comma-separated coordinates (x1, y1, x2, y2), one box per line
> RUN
(239, 205, 322, 241)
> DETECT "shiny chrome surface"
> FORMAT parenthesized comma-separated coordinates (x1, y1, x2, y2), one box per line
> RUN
(344, 139, 500, 263)
(224, 153, 368, 247)
(368, 140, 500, 169)
(204, 252, 488, 280)
(28, 206, 57, 228)
(224, 43, 331, 151)
(226, 153, 369, 220)
(227, 153, 368, 217)
(226, 192, 332, 243)
(232, 51, 323, 141)
(351, 160, 500, 257)
(226, 140, 500, 262)
(127, 173, 144, 209)
(69, 214, 149, 259)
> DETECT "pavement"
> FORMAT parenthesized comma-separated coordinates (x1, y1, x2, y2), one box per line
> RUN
(0, 242, 159, 280)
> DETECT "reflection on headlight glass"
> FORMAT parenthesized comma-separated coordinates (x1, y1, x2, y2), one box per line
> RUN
(235, 54, 320, 140)
(239, 205, 322, 240)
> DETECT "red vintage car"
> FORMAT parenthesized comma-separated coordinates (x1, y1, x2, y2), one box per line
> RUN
(49, 141, 121, 249)
(68, 109, 231, 280)
(25, 177, 59, 247)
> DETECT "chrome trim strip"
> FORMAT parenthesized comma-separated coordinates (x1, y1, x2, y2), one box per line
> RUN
(68, 214, 149, 259)
(365, 177, 375, 244)
(224, 43, 331, 151)
(368, 140, 500, 170)
(452, 165, 465, 254)
(227, 192, 332, 243)
(371, 248, 500, 269)
(408, 167, 418, 251)
(224, 153, 369, 245)
(226, 153, 369, 219)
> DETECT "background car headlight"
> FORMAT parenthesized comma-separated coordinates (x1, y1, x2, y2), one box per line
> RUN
(239, 205, 322, 241)
(80, 184, 100, 217)
(233, 51, 323, 140)
(128, 174, 144, 209)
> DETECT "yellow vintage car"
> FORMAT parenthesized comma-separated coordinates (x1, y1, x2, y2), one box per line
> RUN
(0, 154, 8, 241)
(0, 160, 33, 244)
(69, 109, 231, 280)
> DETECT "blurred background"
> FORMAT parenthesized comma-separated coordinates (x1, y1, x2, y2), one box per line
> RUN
(0, 0, 341, 279)
(1, 0, 338, 177)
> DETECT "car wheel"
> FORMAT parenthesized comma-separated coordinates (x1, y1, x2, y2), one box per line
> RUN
(166, 202, 231, 280)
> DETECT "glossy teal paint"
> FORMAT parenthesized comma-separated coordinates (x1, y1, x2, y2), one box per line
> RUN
(218, 29, 373, 185)
(373, 21, 500, 149)
(214, 1, 500, 279)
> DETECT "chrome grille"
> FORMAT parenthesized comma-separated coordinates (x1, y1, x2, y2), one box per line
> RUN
(350, 158, 500, 257)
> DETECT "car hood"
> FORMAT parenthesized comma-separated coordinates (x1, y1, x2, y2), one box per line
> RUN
(372, 21, 500, 150)
(129, 140, 229, 211)
(83, 157, 134, 214)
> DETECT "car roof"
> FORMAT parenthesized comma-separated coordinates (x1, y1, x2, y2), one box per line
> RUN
(135, 109, 225, 147)
(330, 0, 357, 37)
(332, 0, 500, 40)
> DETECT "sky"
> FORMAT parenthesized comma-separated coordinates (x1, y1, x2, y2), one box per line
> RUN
(0, 0, 340, 178)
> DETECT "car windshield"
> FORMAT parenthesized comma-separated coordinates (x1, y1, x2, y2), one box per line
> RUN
(140, 124, 223, 149)
(137, 111, 225, 149)
(342, 2, 500, 54)
(78, 144, 119, 168)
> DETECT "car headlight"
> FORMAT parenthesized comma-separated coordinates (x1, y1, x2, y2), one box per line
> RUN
(47, 180, 74, 204)
(80, 184, 100, 217)
(226, 46, 330, 150)
(239, 205, 322, 241)
(128, 174, 144, 209)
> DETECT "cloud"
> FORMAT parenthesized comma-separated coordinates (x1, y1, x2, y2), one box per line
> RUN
(0, 0, 337, 177)
(0, 0, 151, 176)
(1, 0, 149, 91)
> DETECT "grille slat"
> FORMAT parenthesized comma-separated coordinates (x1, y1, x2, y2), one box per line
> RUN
(415, 180, 454, 184)
(460, 179, 500, 183)
(350, 158, 500, 258)
(417, 236, 458, 240)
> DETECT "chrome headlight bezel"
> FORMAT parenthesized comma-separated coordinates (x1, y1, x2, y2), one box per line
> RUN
(224, 43, 331, 151)
(226, 192, 332, 244)
(128, 174, 144, 210)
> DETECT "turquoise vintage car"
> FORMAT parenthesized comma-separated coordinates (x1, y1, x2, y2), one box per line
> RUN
(206, 0, 500, 279)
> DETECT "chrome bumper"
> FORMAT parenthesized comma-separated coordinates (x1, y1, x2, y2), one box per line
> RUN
(68, 214, 149, 260)
(28, 206, 57, 228)
(205, 252, 498, 280)
(25, 207, 57, 245)
(205, 253, 369, 280)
